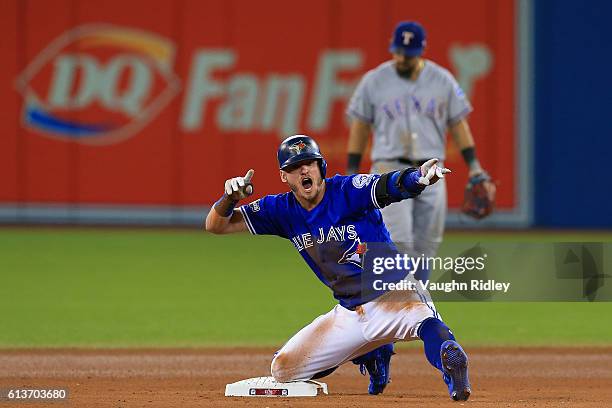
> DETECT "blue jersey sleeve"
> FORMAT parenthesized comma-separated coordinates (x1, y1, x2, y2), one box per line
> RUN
(338, 174, 383, 213)
(239, 195, 287, 237)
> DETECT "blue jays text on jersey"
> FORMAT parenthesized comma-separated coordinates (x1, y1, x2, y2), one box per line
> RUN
(239, 174, 409, 309)
(290, 224, 358, 251)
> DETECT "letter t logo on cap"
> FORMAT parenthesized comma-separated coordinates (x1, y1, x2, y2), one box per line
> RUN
(402, 31, 414, 45)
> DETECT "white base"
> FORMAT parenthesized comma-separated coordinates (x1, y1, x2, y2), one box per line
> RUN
(225, 376, 329, 397)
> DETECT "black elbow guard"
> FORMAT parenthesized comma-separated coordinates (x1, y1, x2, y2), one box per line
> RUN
(374, 172, 392, 208)
(375, 168, 420, 208)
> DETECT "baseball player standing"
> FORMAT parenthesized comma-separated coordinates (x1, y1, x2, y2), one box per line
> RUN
(205, 135, 471, 400)
(346, 21, 494, 279)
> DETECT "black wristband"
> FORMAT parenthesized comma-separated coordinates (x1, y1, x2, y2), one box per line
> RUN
(347, 153, 362, 174)
(460, 146, 477, 165)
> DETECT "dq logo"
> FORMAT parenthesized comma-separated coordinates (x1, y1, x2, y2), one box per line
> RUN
(15, 24, 180, 145)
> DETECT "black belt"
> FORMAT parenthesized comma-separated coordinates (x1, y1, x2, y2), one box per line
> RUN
(377, 158, 428, 167)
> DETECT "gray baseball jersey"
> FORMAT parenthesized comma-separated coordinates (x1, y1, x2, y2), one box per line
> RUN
(347, 60, 472, 161)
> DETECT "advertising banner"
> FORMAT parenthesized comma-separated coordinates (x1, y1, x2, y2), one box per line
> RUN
(0, 0, 519, 221)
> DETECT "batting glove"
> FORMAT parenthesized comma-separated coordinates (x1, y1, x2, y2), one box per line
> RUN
(224, 169, 255, 200)
(418, 158, 451, 186)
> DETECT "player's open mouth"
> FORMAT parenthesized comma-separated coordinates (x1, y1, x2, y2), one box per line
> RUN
(301, 177, 313, 191)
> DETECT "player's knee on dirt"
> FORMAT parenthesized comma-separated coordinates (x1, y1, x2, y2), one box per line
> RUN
(272, 353, 337, 382)
(270, 352, 296, 383)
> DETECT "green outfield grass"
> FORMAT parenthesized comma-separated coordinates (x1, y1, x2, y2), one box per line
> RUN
(0, 228, 611, 348)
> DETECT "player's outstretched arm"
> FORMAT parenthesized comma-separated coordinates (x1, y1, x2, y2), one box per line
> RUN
(205, 169, 254, 235)
(375, 159, 451, 207)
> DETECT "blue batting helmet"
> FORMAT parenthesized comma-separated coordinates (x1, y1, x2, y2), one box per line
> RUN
(277, 135, 327, 178)
(389, 21, 426, 57)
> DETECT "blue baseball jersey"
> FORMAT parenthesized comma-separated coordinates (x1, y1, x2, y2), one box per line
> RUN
(239, 174, 407, 309)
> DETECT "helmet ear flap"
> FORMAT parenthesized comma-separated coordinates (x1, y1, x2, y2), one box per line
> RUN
(319, 159, 327, 179)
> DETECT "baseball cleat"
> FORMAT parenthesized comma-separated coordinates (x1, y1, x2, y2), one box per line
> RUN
(352, 343, 395, 395)
(440, 340, 471, 401)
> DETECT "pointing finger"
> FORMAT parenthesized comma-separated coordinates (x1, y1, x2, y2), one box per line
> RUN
(435, 167, 451, 179)
(244, 169, 255, 183)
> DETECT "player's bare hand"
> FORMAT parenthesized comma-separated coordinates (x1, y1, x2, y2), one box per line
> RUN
(224, 169, 255, 200)
(418, 158, 451, 186)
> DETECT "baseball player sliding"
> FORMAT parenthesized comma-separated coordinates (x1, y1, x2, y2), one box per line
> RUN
(206, 135, 471, 401)
(346, 21, 495, 278)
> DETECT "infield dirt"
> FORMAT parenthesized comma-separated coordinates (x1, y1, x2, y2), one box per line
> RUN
(0, 347, 610, 407)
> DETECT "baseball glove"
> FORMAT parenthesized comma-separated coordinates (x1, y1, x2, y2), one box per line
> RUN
(462, 172, 496, 219)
